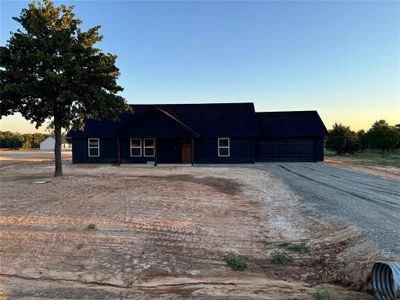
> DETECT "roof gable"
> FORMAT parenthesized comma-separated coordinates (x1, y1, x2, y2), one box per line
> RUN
(257, 111, 328, 137)
(68, 103, 258, 138)
(118, 107, 196, 138)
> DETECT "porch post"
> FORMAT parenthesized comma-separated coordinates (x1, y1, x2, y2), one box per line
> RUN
(191, 137, 194, 166)
(116, 137, 121, 166)
(154, 138, 158, 166)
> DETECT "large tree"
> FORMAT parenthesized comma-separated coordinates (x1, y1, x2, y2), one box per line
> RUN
(1, 0, 129, 176)
(325, 123, 359, 154)
(367, 120, 400, 153)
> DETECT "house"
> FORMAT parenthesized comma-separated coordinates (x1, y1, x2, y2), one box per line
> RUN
(40, 136, 72, 150)
(67, 103, 328, 164)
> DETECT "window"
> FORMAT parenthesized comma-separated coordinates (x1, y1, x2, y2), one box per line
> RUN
(88, 138, 100, 157)
(130, 138, 142, 157)
(144, 138, 155, 157)
(218, 137, 230, 157)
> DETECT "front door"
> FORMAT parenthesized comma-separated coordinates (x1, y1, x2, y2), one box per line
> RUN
(181, 139, 192, 163)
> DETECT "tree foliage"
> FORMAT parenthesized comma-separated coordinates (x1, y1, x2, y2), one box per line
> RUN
(326, 123, 359, 154)
(367, 120, 400, 153)
(0, 0, 129, 176)
(357, 129, 368, 152)
(0, 131, 50, 149)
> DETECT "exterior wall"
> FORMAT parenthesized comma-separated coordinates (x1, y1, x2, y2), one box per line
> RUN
(72, 138, 117, 164)
(313, 137, 324, 161)
(194, 137, 255, 164)
(157, 139, 182, 163)
(119, 138, 157, 164)
(40, 137, 55, 150)
(72, 137, 255, 164)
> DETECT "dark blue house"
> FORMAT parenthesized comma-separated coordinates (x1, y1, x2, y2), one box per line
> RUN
(67, 103, 328, 164)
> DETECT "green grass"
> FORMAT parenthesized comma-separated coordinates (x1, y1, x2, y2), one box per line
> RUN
(223, 253, 248, 271)
(312, 285, 343, 300)
(271, 251, 293, 265)
(325, 148, 400, 168)
(278, 242, 310, 253)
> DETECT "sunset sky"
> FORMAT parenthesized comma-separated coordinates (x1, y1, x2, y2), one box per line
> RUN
(1, 0, 399, 133)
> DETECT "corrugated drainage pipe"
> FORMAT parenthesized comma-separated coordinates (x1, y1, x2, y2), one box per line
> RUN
(371, 262, 400, 300)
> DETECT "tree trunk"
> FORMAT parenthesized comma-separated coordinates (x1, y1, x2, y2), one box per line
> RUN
(54, 121, 63, 177)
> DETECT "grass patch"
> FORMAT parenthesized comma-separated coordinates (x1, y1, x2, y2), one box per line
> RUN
(313, 285, 342, 300)
(223, 253, 247, 271)
(278, 242, 310, 253)
(271, 251, 293, 265)
(87, 223, 96, 230)
(325, 148, 400, 168)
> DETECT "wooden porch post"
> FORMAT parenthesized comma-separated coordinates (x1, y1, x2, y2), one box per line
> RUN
(154, 138, 158, 166)
(191, 137, 194, 166)
(116, 137, 121, 166)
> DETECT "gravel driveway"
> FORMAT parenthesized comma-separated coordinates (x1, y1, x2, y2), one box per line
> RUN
(255, 163, 400, 257)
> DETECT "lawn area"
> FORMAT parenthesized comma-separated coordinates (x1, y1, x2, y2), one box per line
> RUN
(325, 148, 400, 168)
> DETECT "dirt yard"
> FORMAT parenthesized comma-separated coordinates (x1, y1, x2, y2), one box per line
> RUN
(0, 153, 394, 299)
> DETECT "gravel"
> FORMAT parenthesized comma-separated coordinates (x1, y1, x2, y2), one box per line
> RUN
(254, 163, 400, 257)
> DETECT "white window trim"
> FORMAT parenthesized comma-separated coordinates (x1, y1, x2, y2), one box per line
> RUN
(88, 138, 100, 157)
(218, 137, 230, 157)
(144, 138, 156, 157)
(130, 138, 142, 157)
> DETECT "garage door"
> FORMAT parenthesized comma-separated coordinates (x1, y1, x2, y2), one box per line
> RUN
(257, 139, 314, 162)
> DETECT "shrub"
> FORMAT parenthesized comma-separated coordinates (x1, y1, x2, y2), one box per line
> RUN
(325, 123, 359, 154)
(223, 253, 247, 271)
(313, 285, 342, 300)
(87, 223, 96, 230)
(278, 242, 310, 253)
(271, 251, 293, 265)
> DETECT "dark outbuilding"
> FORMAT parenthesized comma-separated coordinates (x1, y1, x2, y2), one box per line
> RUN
(256, 111, 328, 162)
(67, 103, 328, 164)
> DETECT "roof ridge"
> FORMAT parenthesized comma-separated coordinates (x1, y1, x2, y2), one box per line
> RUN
(257, 110, 317, 114)
(128, 102, 254, 106)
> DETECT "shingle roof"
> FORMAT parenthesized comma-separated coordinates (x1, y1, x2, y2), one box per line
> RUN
(68, 103, 258, 138)
(257, 111, 328, 137)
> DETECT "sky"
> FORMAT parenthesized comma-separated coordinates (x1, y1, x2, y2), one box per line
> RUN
(0, 0, 399, 133)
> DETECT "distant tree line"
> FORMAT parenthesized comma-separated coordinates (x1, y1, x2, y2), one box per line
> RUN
(326, 120, 400, 154)
(0, 131, 49, 149)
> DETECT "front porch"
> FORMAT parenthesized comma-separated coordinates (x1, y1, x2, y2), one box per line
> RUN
(118, 137, 194, 165)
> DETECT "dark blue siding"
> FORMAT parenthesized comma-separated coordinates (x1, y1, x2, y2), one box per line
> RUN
(157, 139, 181, 163)
(119, 138, 182, 164)
(72, 138, 117, 163)
(119, 138, 153, 164)
(313, 138, 324, 161)
(194, 138, 255, 164)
